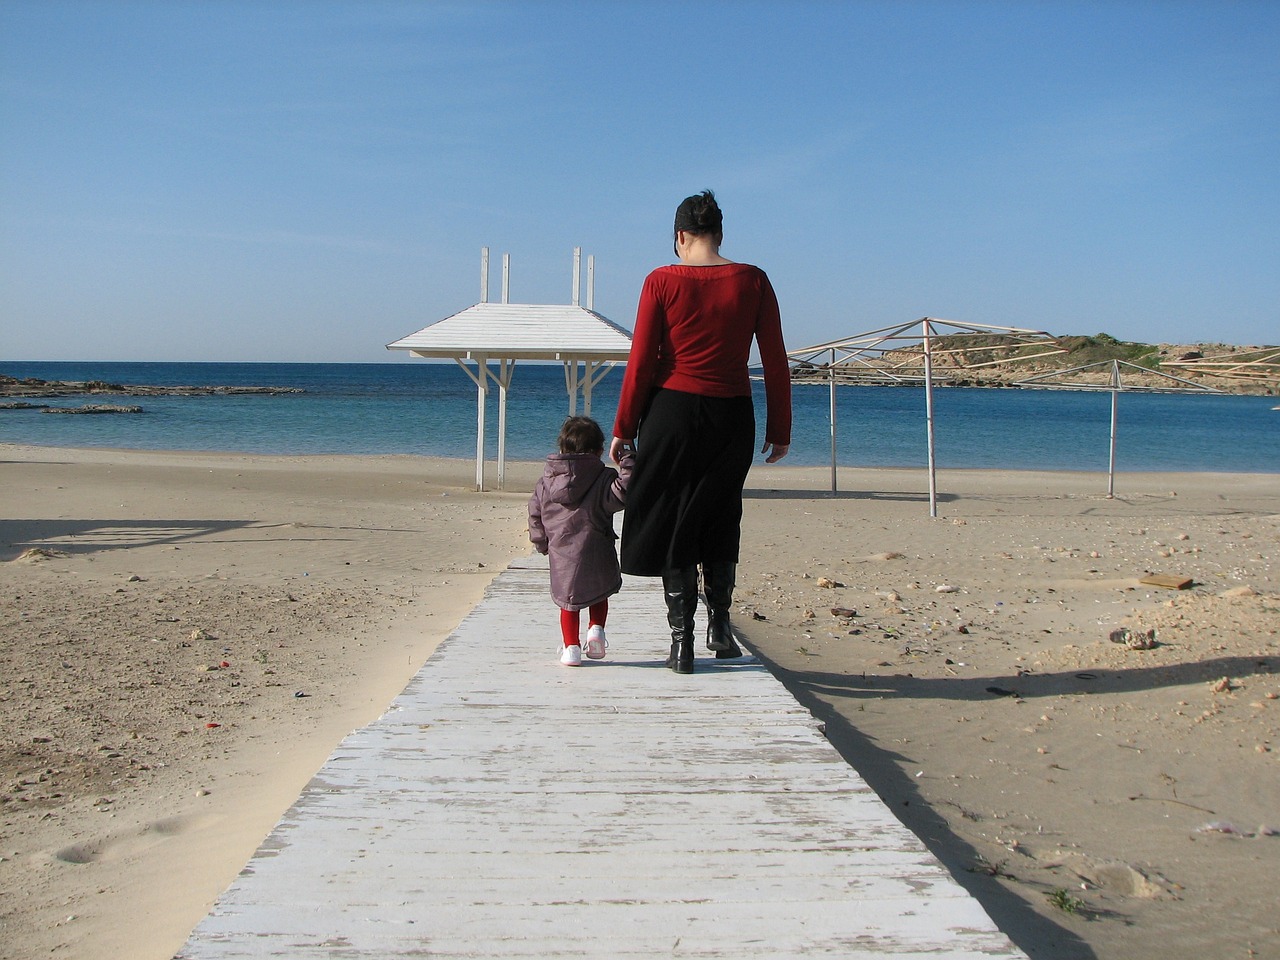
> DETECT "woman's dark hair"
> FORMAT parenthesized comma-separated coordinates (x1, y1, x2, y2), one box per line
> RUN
(673, 189, 723, 239)
(558, 416, 605, 455)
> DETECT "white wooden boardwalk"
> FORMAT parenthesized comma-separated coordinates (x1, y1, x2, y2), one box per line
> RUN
(177, 556, 1027, 959)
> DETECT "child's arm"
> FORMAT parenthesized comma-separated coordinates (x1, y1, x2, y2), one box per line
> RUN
(527, 489, 549, 554)
(604, 448, 635, 513)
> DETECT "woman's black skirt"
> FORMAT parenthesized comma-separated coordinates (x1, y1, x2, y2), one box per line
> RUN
(620, 389, 756, 577)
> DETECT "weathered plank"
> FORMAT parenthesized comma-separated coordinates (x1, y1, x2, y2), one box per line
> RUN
(177, 555, 1027, 959)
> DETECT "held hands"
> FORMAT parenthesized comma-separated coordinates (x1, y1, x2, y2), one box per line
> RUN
(609, 436, 634, 463)
(762, 441, 789, 464)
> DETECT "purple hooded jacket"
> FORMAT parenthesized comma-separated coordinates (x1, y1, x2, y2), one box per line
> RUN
(528, 451, 634, 611)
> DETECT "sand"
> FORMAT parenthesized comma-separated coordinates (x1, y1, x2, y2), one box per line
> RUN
(1, 444, 1276, 960)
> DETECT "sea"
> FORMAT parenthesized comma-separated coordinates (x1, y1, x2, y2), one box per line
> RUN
(2, 361, 1277, 474)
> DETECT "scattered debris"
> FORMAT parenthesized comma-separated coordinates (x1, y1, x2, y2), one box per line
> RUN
(1139, 573, 1193, 590)
(1109, 626, 1158, 649)
(13, 547, 68, 563)
(1221, 585, 1259, 598)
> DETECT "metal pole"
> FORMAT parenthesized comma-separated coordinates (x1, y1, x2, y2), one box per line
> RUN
(828, 349, 838, 494)
(923, 320, 938, 518)
(497, 359, 509, 492)
(1108, 360, 1120, 498)
(587, 255, 595, 310)
(480, 247, 489, 303)
(502, 254, 510, 304)
(475, 358, 488, 491)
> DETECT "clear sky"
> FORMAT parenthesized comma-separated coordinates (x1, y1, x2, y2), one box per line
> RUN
(2, 0, 1276, 362)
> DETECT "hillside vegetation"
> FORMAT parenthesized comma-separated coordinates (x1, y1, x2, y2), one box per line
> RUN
(794, 333, 1277, 395)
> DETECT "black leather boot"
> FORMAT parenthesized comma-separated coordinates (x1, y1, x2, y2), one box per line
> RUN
(703, 561, 744, 659)
(662, 567, 698, 674)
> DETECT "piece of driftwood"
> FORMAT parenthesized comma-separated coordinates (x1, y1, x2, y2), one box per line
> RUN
(1139, 573, 1193, 590)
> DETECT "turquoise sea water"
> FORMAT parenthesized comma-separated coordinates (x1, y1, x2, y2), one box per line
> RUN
(2, 361, 1277, 473)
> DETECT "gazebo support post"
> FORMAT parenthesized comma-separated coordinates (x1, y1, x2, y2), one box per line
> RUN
(562, 359, 616, 419)
(564, 362, 580, 416)
(474, 357, 488, 491)
(497, 359, 514, 491)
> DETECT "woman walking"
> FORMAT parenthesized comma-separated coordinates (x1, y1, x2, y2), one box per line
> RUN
(609, 190, 791, 674)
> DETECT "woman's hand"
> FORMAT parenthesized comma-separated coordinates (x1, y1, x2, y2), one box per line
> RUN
(762, 441, 789, 463)
(609, 436, 633, 463)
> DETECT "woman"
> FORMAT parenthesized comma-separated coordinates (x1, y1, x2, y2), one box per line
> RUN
(609, 190, 791, 674)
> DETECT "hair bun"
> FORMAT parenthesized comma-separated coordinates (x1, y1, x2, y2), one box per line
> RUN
(674, 189, 723, 236)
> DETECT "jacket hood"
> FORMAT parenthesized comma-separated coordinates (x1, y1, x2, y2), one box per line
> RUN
(542, 453, 609, 506)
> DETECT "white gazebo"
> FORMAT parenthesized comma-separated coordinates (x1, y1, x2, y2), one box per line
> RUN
(387, 248, 633, 490)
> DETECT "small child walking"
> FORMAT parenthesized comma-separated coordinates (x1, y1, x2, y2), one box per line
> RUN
(528, 416, 634, 666)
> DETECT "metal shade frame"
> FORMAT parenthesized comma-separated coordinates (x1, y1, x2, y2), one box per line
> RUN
(1160, 346, 1280, 389)
(788, 318, 1064, 516)
(1014, 358, 1223, 497)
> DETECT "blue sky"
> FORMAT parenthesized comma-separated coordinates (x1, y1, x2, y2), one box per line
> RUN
(2, 0, 1276, 362)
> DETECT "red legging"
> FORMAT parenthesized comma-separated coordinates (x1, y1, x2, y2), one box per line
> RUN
(560, 600, 609, 647)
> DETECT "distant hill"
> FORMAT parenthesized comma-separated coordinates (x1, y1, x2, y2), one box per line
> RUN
(791, 334, 1278, 396)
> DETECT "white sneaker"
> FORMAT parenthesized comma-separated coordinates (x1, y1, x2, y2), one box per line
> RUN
(560, 643, 582, 667)
(584, 625, 607, 660)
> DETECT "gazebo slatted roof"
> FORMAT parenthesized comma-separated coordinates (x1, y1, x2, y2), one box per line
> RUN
(386, 302, 633, 360)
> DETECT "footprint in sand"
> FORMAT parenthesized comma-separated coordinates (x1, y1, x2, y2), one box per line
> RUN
(53, 812, 217, 866)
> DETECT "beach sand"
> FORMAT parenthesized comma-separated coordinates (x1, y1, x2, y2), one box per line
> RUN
(1, 445, 1276, 960)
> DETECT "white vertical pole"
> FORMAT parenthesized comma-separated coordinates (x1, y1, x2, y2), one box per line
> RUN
(572, 247, 581, 306)
(475, 357, 488, 492)
(587, 255, 595, 310)
(498, 359, 509, 491)
(564, 361, 580, 416)
(502, 254, 510, 304)
(1108, 360, 1120, 499)
(923, 320, 938, 518)
(583, 361, 594, 416)
(480, 247, 489, 303)
(829, 349, 838, 494)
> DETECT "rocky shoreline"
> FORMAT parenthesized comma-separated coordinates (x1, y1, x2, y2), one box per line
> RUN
(0, 374, 303, 398)
(0, 402, 146, 415)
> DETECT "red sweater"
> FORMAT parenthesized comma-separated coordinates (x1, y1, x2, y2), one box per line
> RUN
(612, 263, 792, 445)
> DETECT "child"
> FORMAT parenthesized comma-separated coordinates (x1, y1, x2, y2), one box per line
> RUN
(528, 416, 634, 666)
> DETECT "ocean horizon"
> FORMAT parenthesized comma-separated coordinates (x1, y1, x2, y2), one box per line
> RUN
(2, 360, 1277, 475)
